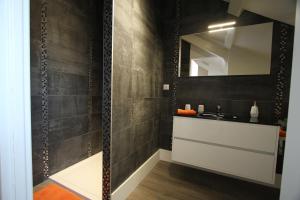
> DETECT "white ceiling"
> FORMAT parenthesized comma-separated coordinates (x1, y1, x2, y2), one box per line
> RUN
(227, 0, 297, 25)
(233, 22, 273, 56)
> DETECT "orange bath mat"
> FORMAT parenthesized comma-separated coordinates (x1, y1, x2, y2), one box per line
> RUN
(34, 183, 82, 200)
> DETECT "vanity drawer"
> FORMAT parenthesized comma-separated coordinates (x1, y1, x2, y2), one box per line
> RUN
(172, 138, 276, 184)
(173, 116, 279, 153)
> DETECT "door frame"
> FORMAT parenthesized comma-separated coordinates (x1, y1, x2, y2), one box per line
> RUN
(0, 0, 33, 199)
(280, 0, 300, 199)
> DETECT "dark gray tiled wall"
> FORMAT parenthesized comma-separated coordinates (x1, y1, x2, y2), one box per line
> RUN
(176, 76, 275, 121)
(180, 40, 191, 77)
(111, 0, 164, 191)
(31, 0, 102, 185)
(159, 21, 178, 150)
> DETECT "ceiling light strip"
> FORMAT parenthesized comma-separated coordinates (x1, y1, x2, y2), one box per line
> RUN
(208, 21, 236, 29)
(208, 27, 235, 33)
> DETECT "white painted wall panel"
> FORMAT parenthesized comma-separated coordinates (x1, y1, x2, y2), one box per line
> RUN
(280, 0, 300, 199)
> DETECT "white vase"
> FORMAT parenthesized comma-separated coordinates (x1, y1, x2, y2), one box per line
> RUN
(185, 104, 191, 110)
(250, 101, 259, 118)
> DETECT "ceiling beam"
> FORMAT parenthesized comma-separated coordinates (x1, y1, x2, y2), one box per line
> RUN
(228, 0, 244, 17)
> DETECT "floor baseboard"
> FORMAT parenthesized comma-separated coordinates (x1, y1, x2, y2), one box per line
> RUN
(159, 149, 172, 162)
(111, 150, 160, 200)
(111, 149, 171, 200)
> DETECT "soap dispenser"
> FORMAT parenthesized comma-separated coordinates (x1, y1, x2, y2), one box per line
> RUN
(250, 101, 259, 122)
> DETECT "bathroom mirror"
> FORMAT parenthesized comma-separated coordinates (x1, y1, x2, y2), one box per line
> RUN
(179, 22, 273, 77)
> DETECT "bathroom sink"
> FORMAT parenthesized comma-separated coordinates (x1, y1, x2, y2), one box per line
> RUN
(198, 113, 238, 120)
(200, 113, 218, 117)
(198, 113, 223, 119)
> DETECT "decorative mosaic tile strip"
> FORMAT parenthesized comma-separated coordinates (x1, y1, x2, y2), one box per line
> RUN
(274, 24, 289, 121)
(87, 37, 94, 157)
(170, 0, 181, 149)
(171, 0, 180, 115)
(40, 0, 49, 179)
(103, 0, 113, 199)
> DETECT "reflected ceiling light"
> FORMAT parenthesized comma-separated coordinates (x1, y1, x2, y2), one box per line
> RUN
(208, 21, 236, 29)
(208, 27, 235, 33)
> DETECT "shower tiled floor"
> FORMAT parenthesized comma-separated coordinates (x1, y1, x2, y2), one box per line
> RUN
(50, 152, 102, 200)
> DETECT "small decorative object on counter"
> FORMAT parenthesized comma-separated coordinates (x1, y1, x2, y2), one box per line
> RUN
(177, 109, 197, 116)
(185, 104, 191, 110)
(250, 101, 259, 122)
(278, 128, 286, 155)
(278, 118, 287, 156)
(198, 104, 205, 114)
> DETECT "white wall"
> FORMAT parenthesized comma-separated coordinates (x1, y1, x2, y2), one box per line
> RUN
(280, 0, 300, 199)
(228, 46, 270, 75)
(242, 0, 296, 25)
(0, 161, 2, 198)
(228, 23, 272, 75)
(0, 0, 33, 199)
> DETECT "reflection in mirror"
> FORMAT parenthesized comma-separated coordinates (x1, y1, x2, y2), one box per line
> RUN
(179, 22, 273, 77)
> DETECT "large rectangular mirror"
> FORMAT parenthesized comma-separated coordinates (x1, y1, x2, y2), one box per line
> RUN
(179, 22, 273, 77)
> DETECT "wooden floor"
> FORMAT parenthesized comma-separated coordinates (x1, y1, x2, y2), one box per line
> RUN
(127, 161, 280, 200)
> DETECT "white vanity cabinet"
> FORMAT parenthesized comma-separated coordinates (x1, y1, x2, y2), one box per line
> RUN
(171, 116, 280, 184)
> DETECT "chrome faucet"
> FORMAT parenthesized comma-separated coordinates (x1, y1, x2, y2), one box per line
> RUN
(217, 105, 221, 116)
